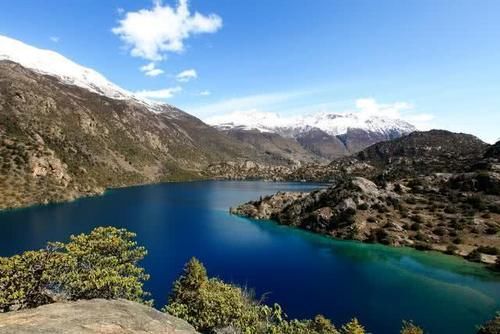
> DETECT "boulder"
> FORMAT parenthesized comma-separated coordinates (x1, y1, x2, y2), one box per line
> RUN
(0, 299, 198, 334)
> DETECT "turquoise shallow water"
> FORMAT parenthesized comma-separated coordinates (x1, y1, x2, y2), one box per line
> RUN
(0, 181, 498, 334)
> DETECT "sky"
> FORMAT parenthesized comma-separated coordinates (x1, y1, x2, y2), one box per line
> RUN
(0, 0, 499, 143)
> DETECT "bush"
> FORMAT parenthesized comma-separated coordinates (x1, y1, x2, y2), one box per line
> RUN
(410, 223, 421, 231)
(0, 246, 63, 311)
(446, 244, 459, 255)
(477, 313, 500, 334)
(400, 321, 424, 334)
(341, 318, 366, 334)
(444, 206, 457, 214)
(0, 227, 149, 312)
(477, 246, 499, 255)
(411, 215, 425, 224)
(357, 203, 369, 211)
(466, 196, 486, 210)
(433, 227, 447, 236)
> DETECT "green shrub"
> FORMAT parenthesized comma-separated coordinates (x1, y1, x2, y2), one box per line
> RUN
(357, 203, 369, 210)
(340, 318, 366, 334)
(0, 246, 63, 311)
(57, 227, 149, 302)
(0, 227, 149, 312)
(477, 246, 499, 255)
(400, 320, 424, 334)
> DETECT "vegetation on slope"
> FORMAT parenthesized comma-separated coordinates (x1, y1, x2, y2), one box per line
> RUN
(0, 61, 275, 210)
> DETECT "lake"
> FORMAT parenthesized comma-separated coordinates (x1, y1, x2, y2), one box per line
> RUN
(0, 181, 498, 334)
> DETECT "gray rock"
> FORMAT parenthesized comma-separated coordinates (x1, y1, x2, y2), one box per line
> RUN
(0, 299, 198, 334)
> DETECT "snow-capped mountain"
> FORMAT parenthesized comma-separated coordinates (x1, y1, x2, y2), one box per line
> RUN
(209, 111, 416, 159)
(209, 111, 416, 138)
(0, 34, 166, 112)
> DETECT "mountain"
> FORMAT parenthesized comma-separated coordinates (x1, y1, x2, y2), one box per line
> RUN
(210, 111, 416, 159)
(356, 129, 489, 179)
(0, 35, 274, 209)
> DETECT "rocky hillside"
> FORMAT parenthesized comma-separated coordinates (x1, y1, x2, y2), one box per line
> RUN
(356, 130, 489, 177)
(219, 128, 325, 165)
(0, 61, 272, 209)
(0, 299, 198, 334)
(231, 132, 500, 265)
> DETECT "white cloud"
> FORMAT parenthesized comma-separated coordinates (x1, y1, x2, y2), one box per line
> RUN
(200, 90, 211, 96)
(176, 69, 197, 82)
(112, 0, 222, 61)
(135, 86, 182, 100)
(355, 98, 411, 119)
(354, 98, 434, 129)
(49, 36, 60, 43)
(139, 62, 164, 77)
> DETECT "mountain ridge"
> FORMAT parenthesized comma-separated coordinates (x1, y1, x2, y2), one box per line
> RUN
(211, 111, 416, 159)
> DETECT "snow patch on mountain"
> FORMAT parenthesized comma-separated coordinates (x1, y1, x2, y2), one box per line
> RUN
(0, 34, 173, 113)
(208, 110, 416, 137)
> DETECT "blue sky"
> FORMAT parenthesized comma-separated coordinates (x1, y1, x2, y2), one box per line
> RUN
(0, 0, 499, 142)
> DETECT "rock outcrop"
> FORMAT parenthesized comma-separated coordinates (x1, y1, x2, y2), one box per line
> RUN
(0, 299, 198, 334)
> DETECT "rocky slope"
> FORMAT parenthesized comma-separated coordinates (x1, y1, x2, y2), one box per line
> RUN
(0, 60, 274, 209)
(219, 128, 325, 165)
(0, 299, 198, 334)
(231, 131, 500, 265)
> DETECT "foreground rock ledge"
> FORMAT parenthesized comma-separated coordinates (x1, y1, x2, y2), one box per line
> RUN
(0, 299, 198, 334)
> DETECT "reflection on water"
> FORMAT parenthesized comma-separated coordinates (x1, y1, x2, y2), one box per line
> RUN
(0, 181, 498, 334)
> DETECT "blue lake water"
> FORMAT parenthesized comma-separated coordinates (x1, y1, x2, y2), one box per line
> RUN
(0, 181, 498, 334)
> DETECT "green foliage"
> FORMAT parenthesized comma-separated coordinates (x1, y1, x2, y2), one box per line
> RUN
(57, 227, 149, 301)
(340, 318, 366, 334)
(164, 258, 263, 333)
(0, 245, 64, 312)
(400, 320, 424, 334)
(0, 227, 149, 312)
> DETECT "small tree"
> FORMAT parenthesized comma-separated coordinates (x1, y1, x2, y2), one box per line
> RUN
(341, 318, 366, 334)
(165, 257, 261, 332)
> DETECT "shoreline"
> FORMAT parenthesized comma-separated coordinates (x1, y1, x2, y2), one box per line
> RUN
(229, 211, 499, 269)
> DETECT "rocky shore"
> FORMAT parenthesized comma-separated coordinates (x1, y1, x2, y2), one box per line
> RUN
(231, 176, 499, 266)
